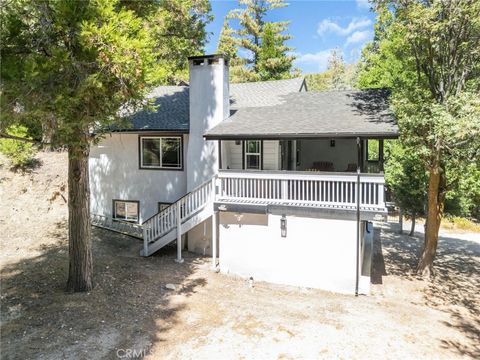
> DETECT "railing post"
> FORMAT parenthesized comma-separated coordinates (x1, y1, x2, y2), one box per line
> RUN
(212, 176, 218, 201)
(281, 179, 288, 200)
(175, 201, 184, 263)
(212, 210, 217, 270)
(143, 224, 149, 257)
(378, 182, 385, 208)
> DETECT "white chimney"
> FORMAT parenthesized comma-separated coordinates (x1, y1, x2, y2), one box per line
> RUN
(186, 54, 230, 191)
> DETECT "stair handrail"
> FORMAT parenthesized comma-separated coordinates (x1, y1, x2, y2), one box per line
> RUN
(142, 176, 216, 255)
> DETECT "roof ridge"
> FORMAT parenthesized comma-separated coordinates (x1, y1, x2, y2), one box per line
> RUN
(231, 77, 305, 86)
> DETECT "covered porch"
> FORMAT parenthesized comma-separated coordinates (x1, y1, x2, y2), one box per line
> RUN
(206, 88, 398, 213)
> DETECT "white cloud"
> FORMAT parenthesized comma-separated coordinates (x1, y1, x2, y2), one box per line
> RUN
(295, 50, 333, 72)
(345, 30, 373, 47)
(317, 18, 372, 37)
(356, 0, 371, 10)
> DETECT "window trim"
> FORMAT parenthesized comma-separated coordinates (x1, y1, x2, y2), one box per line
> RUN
(243, 140, 263, 170)
(138, 135, 184, 171)
(112, 199, 140, 223)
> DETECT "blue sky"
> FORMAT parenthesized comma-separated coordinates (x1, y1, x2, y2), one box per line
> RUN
(205, 0, 376, 74)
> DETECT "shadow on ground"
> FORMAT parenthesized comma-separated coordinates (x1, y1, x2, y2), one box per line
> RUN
(372, 222, 480, 358)
(0, 223, 207, 359)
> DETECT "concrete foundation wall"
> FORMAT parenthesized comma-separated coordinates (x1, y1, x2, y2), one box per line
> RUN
(187, 216, 214, 255)
(219, 212, 361, 294)
(89, 133, 188, 223)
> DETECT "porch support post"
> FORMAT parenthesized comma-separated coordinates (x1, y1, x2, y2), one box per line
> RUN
(175, 201, 184, 263)
(218, 140, 222, 170)
(211, 210, 218, 270)
(355, 136, 361, 296)
(379, 139, 384, 172)
(292, 140, 297, 170)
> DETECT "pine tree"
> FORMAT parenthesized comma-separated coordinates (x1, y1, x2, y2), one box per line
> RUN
(257, 23, 296, 80)
(328, 49, 347, 90)
(217, 20, 257, 82)
(217, 0, 296, 82)
(0, 0, 211, 291)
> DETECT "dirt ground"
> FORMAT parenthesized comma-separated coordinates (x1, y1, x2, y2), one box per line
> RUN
(1, 152, 479, 360)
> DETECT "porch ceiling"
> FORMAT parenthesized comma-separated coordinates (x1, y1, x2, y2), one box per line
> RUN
(204, 88, 399, 140)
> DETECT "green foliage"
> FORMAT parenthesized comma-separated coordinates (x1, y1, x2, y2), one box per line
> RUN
(217, 0, 296, 82)
(305, 72, 331, 92)
(358, 0, 480, 222)
(384, 140, 427, 217)
(0, 125, 36, 167)
(305, 49, 360, 91)
(445, 163, 480, 218)
(0, 0, 210, 146)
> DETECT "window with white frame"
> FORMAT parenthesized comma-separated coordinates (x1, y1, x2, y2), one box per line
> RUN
(140, 136, 182, 169)
(113, 200, 139, 223)
(244, 140, 261, 170)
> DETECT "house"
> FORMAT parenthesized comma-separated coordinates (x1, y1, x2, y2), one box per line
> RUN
(89, 54, 398, 295)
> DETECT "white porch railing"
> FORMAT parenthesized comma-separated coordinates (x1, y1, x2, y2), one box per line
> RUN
(217, 170, 385, 210)
(142, 179, 214, 253)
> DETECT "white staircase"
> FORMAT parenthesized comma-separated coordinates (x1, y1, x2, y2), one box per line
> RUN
(141, 178, 215, 256)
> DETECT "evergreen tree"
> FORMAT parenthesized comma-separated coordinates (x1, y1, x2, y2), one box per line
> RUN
(217, 0, 296, 82)
(257, 23, 296, 80)
(217, 19, 257, 82)
(358, 0, 480, 276)
(0, 0, 211, 291)
(305, 49, 359, 91)
(328, 49, 347, 89)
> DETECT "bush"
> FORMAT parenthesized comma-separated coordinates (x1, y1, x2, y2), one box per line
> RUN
(0, 125, 37, 168)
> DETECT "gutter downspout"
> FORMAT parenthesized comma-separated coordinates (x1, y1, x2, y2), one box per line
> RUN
(355, 136, 361, 296)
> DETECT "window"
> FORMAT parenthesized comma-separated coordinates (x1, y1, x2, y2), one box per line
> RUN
(158, 202, 171, 212)
(113, 200, 139, 223)
(244, 140, 261, 170)
(140, 136, 182, 169)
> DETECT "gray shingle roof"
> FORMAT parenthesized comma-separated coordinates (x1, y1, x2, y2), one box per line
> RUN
(125, 77, 305, 131)
(205, 89, 398, 139)
(129, 86, 189, 131)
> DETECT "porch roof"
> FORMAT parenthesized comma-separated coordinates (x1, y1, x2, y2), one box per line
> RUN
(204, 88, 399, 140)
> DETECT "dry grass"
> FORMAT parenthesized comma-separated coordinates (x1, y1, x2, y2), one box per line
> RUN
(442, 217, 480, 232)
(1, 151, 479, 359)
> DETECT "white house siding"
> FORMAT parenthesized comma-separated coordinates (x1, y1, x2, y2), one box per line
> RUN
(262, 140, 281, 170)
(297, 139, 357, 172)
(223, 140, 243, 169)
(89, 133, 188, 223)
(222, 140, 281, 170)
(219, 212, 363, 294)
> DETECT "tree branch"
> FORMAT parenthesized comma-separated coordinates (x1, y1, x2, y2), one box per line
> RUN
(0, 132, 50, 145)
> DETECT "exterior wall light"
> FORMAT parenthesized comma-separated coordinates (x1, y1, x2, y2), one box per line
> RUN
(280, 215, 287, 238)
(330, 139, 336, 147)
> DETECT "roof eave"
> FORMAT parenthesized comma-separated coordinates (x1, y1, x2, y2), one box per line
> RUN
(203, 131, 400, 140)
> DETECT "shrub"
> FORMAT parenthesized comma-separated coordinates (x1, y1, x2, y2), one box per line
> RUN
(0, 125, 36, 168)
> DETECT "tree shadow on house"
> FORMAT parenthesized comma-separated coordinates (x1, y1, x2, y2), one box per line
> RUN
(0, 221, 207, 359)
(372, 222, 480, 358)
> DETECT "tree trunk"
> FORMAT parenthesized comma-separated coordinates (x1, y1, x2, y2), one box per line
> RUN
(409, 212, 416, 236)
(66, 144, 93, 292)
(416, 165, 444, 277)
